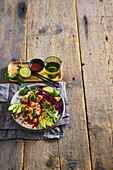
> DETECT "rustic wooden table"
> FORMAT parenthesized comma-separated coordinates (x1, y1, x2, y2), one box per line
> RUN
(0, 0, 112, 169)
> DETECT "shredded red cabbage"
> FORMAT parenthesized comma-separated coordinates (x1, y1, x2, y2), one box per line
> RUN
(35, 86, 63, 114)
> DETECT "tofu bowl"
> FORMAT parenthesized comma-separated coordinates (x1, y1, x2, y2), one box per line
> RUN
(8, 84, 65, 132)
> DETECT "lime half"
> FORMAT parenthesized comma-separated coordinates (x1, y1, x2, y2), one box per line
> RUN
(43, 86, 54, 93)
(20, 67, 31, 78)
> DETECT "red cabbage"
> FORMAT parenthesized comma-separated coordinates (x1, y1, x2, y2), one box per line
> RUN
(34, 86, 63, 114)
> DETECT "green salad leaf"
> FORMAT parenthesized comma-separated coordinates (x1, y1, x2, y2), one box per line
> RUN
(5, 71, 23, 85)
(5, 72, 12, 81)
(5, 59, 27, 86)
(24, 115, 29, 120)
(19, 85, 31, 96)
(33, 88, 39, 94)
(33, 95, 37, 102)
(28, 95, 32, 101)
(32, 111, 37, 117)
(19, 89, 27, 96)
(24, 85, 31, 91)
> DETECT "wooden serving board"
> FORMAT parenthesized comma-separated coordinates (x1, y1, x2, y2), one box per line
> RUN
(8, 62, 62, 82)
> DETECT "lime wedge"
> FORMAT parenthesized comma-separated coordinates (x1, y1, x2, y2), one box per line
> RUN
(54, 96, 61, 102)
(43, 87, 54, 93)
(50, 90, 59, 97)
(20, 67, 31, 78)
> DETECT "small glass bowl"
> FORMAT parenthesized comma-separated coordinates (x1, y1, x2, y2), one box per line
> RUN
(44, 56, 62, 79)
(29, 58, 44, 72)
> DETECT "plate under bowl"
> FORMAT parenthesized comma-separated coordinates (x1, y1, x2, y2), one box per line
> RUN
(10, 83, 65, 132)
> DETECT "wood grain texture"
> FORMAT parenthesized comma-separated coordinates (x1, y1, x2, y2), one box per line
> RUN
(27, 0, 80, 82)
(24, 140, 60, 169)
(59, 85, 91, 169)
(0, 0, 26, 169)
(0, 140, 24, 170)
(0, 0, 26, 82)
(25, 0, 91, 169)
(76, 0, 113, 169)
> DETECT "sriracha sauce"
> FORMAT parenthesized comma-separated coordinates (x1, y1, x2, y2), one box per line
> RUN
(31, 63, 43, 71)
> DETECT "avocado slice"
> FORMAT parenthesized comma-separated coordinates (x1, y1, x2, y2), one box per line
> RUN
(12, 105, 20, 114)
(38, 116, 42, 122)
(39, 120, 46, 128)
(45, 120, 53, 127)
(39, 111, 57, 128)
(8, 103, 20, 111)
(49, 118, 54, 126)
(15, 105, 23, 115)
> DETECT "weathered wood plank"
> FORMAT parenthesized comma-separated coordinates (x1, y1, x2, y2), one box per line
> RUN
(24, 140, 60, 169)
(76, 0, 113, 169)
(59, 85, 91, 169)
(0, 140, 24, 170)
(25, 0, 91, 169)
(0, 0, 26, 82)
(0, 0, 26, 169)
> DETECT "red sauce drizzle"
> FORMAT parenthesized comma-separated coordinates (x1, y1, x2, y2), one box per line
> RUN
(17, 114, 20, 118)
(21, 120, 25, 124)
(32, 122, 39, 129)
(31, 63, 43, 71)
(28, 120, 32, 124)
(32, 125, 35, 128)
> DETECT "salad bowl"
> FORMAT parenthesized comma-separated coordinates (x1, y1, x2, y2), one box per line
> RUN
(9, 83, 65, 132)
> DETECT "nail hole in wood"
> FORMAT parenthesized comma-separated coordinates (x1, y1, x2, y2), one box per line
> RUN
(105, 35, 108, 42)
(108, 59, 110, 65)
(81, 63, 85, 66)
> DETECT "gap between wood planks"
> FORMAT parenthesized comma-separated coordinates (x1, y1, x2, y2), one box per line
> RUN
(58, 140, 62, 170)
(75, 1, 93, 170)
(25, 0, 28, 62)
(22, 1, 28, 169)
(22, 141, 26, 170)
